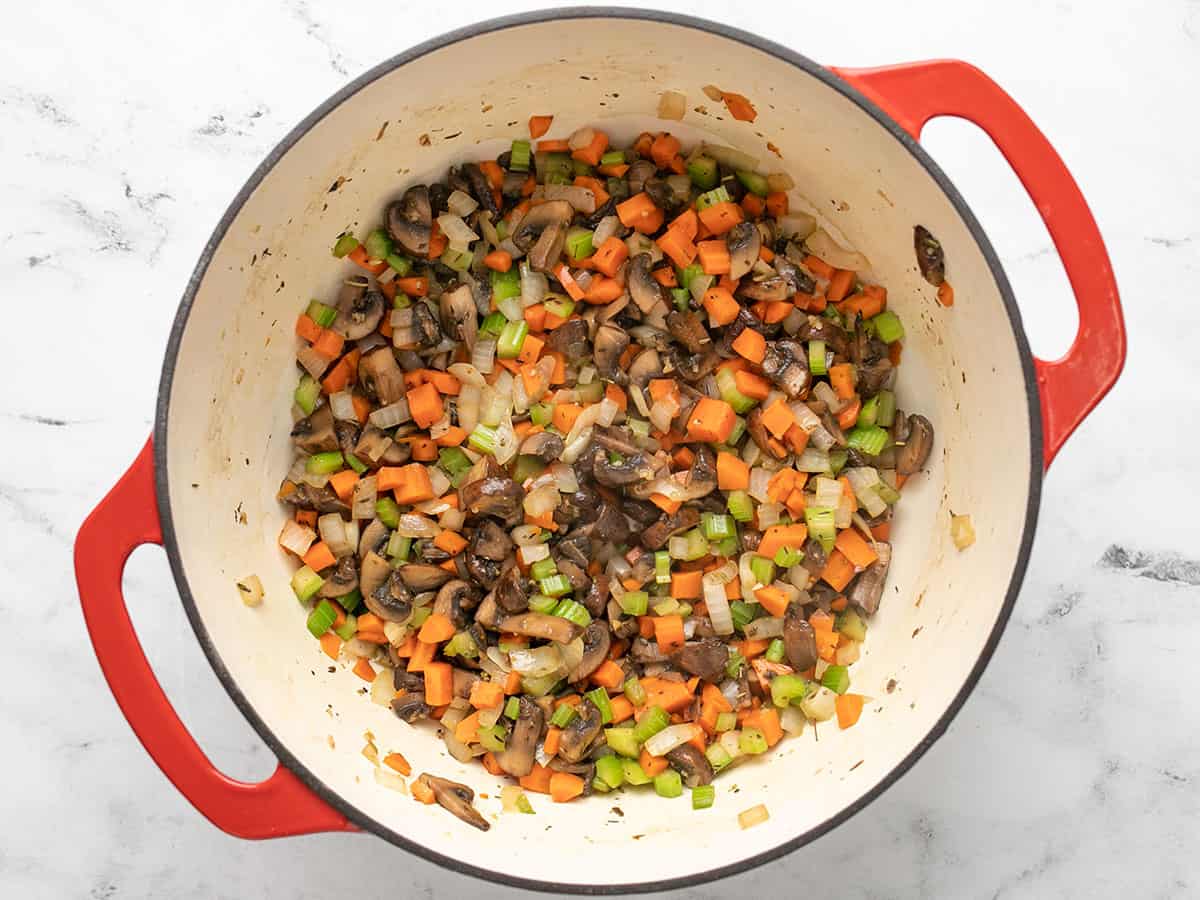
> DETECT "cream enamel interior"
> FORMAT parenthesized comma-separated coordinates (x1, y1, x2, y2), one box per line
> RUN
(162, 16, 1033, 889)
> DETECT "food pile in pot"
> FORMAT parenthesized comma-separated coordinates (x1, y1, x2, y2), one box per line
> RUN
(275, 117, 934, 827)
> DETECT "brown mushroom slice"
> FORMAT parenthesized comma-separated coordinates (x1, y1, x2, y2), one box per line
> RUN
(474, 593, 500, 629)
(737, 276, 791, 302)
(569, 620, 612, 683)
(913, 225, 945, 286)
(417, 774, 490, 832)
(493, 563, 528, 614)
(591, 446, 658, 488)
(358, 518, 390, 559)
(895, 414, 934, 474)
(760, 340, 812, 399)
(558, 697, 604, 763)
(593, 325, 630, 379)
(291, 405, 339, 453)
(460, 474, 524, 521)
(848, 542, 891, 615)
(641, 507, 701, 551)
(433, 579, 476, 629)
(585, 501, 630, 545)
(774, 255, 815, 295)
(626, 348, 663, 389)
(278, 481, 350, 515)
(671, 638, 729, 683)
(782, 603, 817, 671)
(583, 573, 612, 618)
(667, 743, 714, 787)
(392, 302, 442, 351)
(519, 430, 565, 462)
(628, 253, 666, 314)
(391, 691, 431, 723)
(528, 221, 568, 273)
(608, 599, 639, 640)
(358, 347, 406, 405)
(362, 557, 414, 623)
(496, 696, 543, 777)
(512, 200, 573, 251)
(496, 612, 582, 644)
(470, 519, 513, 561)
(665, 310, 711, 354)
(462, 162, 501, 216)
(332, 288, 386, 341)
(386, 185, 433, 257)
(726, 221, 761, 281)
(353, 423, 395, 466)
(317, 556, 358, 598)
(545, 318, 589, 358)
(439, 284, 478, 350)
(397, 563, 453, 592)
(630, 637, 670, 664)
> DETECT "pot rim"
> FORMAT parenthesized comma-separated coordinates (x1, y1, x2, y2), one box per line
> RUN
(153, 7, 1043, 894)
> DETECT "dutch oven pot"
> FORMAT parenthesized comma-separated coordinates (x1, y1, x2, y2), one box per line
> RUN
(73, 10, 1125, 894)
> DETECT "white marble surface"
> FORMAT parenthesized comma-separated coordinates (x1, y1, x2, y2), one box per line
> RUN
(3, 0, 1198, 896)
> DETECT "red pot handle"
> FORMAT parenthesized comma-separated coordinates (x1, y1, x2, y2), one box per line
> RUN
(74, 438, 352, 838)
(832, 60, 1125, 468)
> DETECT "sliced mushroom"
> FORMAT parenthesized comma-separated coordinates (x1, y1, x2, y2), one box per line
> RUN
(760, 340, 812, 399)
(334, 420, 360, 456)
(895, 414, 934, 475)
(496, 612, 582, 644)
(278, 480, 349, 515)
(434, 579, 476, 629)
(386, 185, 433, 257)
(362, 555, 413, 622)
(529, 221, 568, 273)
(462, 162, 501, 216)
(628, 253, 666, 314)
(666, 310, 711, 354)
(358, 518, 390, 560)
(627, 159, 657, 194)
(798, 317, 849, 357)
(667, 743, 714, 787)
(439, 284, 478, 350)
(496, 696, 543, 776)
(801, 537, 827, 577)
(914, 225, 945, 286)
(726, 221, 761, 281)
(583, 573, 612, 618)
(641, 507, 701, 551)
(461, 474, 524, 521)
(452, 666, 479, 700)
(493, 564, 529, 614)
(474, 593, 500, 629)
(592, 324, 630, 379)
(353, 423, 395, 465)
(358, 347, 407, 405)
(558, 698, 604, 763)
(545, 318, 589, 358)
(291, 405, 338, 453)
(391, 691, 431, 723)
(848, 542, 891, 615)
(418, 774, 490, 831)
(317, 555, 358, 597)
(393, 302, 442, 351)
(774, 255, 815, 295)
(470, 518, 512, 561)
(512, 200, 573, 251)
(626, 348, 663, 389)
(569, 620, 612, 683)
(585, 500, 630, 544)
(398, 563, 453, 592)
(556, 557, 590, 592)
(782, 603, 817, 670)
(671, 638, 729, 683)
(591, 446, 658, 487)
(737, 276, 791, 302)
(856, 357, 894, 397)
(332, 288, 386, 341)
(519, 431, 565, 462)
(608, 599, 639, 640)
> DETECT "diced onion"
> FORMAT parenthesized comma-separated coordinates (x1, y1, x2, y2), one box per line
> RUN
(739, 552, 761, 602)
(644, 723, 700, 757)
(780, 706, 807, 736)
(440, 508, 465, 532)
(748, 467, 772, 503)
(549, 462, 578, 494)
(520, 263, 548, 306)
(509, 644, 562, 677)
(510, 524, 542, 546)
(766, 172, 795, 192)
(519, 542, 550, 565)
(448, 362, 486, 387)
(700, 142, 759, 172)
(596, 397, 619, 428)
(437, 213, 479, 247)
(369, 399, 411, 429)
(568, 126, 595, 150)
(329, 390, 357, 422)
(446, 189, 478, 217)
(649, 396, 677, 434)
(500, 784, 525, 813)
(486, 646, 512, 674)
(703, 578, 735, 635)
(297, 345, 331, 379)
(236, 574, 264, 607)
(471, 340, 497, 374)
(668, 536, 689, 560)
(458, 384, 481, 434)
(535, 184, 596, 214)
(738, 804, 770, 830)
(800, 685, 837, 722)
(795, 447, 831, 472)
(318, 513, 354, 558)
(658, 90, 686, 120)
(814, 477, 842, 510)
(524, 484, 559, 518)
(558, 637, 584, 675)
(952, 514, 976, 550)
(629, 384, 650, 417)
(756, 502, 782, 529)
(395, 514, 440, 538)
(812, 381, 845, 415)
(835, 640, 861, 666)
(494, 416, 518, 465)
(370, 667, 395, 706)
(383, 621, 409, 646)
(718, 729, 742, 758)
(777, 212, 817, 241)
(743, 616, 784, 640)
(593, 215, 621, 247)
(278, 519, 316, 556)
(805, 228, 870, 272)
(374, 767, 408, 794)
(351, 477, 377, 520)
(836, 493, 853, 529)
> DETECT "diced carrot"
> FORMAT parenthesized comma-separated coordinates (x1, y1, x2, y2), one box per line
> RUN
(717, 451, 750, 490)
(582, 276, 623, 305)
(835, 528, 878, 568)
(348, 244, 387, 274)
(328, 469, 359, 502)
(741, 707, 783, 747)
(392, 463, 435, 505)
(721, 91, 757, 122)
(785, 487, 807, 518)
(554, 264, 586, 301)
(670, 570, 703, 600)
(410, 438, 437, 462)
(639, 747, 669, 777)
(699, 682, 733, 734)
(396, 276, 429, 297)
(604, 383, 627, 413)
(754, 584, 789, 618)
(649, 493, 682, 515)
(426, 222, 448, 260)
(295, 314, 324, 343)
(938, 280, 955, 307)
(697, 240, 731, 275)
(382, 752, 411, 776)
(637, 616, 656, 639)
(406, 382, 443, 429)
(640, 676, 693, 713)
(828, 363, 856, 400)
(839, 292, 885, 320)
(657, 228, 697, 269)
(830, 595, 848, 612)
(653, 615, 686, 653)
(311, 328, 345, 361)
(319, 632, 341, 659)
(504, 670, 523, 695)
(672, 445, 695, 470)
(836, 693, 865, 729)
(406, 639, 436, 673)
(519, 762, 554, 794)
(574, 175, 610, 208)
(410, 778, 437, 805)
(836, 397, 862, 431)
(702, 286, 739, 326)
(352, 657, 376, 682)
(468, 680, 505, 710)
(480, 751, 504, 776)
(418, 612, 456, 644)
(571, 130, 609, 167)
(759, 398, 796, 439)
(872, 522, 892, 541)
(529, 115, 554, 139)
(650, 132, 682, 169)
(759, 245, 775, 264)
(550, 402, 582, 434)
(434, 530, 469, 556)
(422, 662, 453, 706)
(517, 332, 544, 365)
(820, 549, 856, 592)
(697, 201, 743, 236)
(766, 469, 796, 503)
(631, 207, 664, 234)
(542, 726, 562, 758)
(889, 341, 903, 365)
(609, 694, 635, 723)
(729, 370, 768, 401)
(435, 426, 467, 448)
(825, 270, 853, 304)
(803, 254, 836, 280)
(652, 264, 679, 287)
(685, 397, 736, 443)
(590, 660, 626, 691)
(596, 162, 630, 177)
(585, 235, 627, 279)
(616, 192, 658, 228)
(549, 771, 585, 803)
(453, 710, 481, 745)
(731, 327, 766, 363)
(762, 301, 793, 324)
(741, 192, 765, 218)
(302, 541, 335, 572)
(483, 249, 513, 272)
(756, 524, 809, 560)
(765, 192, 788, 218)
(734, 638, 771, 659)
(478, 160, 504, 191)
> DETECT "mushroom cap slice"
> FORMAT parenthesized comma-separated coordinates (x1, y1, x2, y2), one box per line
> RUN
(332, 288, 386, 341)
(847, 541, 891, 615)
(671, 637, 729, 683)
(386, 185, 432, 257)
(519, 430, 565, 462)
(726, 221, 761, 281)
(291, 404, 339, 454)
(592, 324, 630, 379)
(895, 414, 934, 475)
(418, 774, 490, 831)
(628, 253, 666, 314)
(666, 743, 714, 787)
(496, 696, 544, 777)
(439, 284, 478, 350)
(557, 697, 604, 763)
(397, 563, 454, 592)
(496, 611, 582, 644)
(569, 620, 612, 683)
(782, 603, 817, 671)
(511, 200, 573, 251)
(358, 346, 407, 405)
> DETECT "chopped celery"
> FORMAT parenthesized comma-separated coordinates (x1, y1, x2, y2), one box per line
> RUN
(491, 267, 521, 303)
(550, 704, 578, 728)
(364, 228, 392, 260)
(695, 185, 731, 211)
(716, 367, 757, 413)
(774, 546, 802, 568)
(765, 638, 786, 664)
(735, 170, 769, 197)
(678, 529, 710, 561)
(521, 673, 562, 697)
(444, 630, 479, 658)
(728, 415, 747, 446)
(677, 262, 703, 290)
(730, 602, 759, 632)
(808, 340, 828, 376)
(727, 490, 754, 523)
(749, 555, 775, 587)
(306, 451, 344, 475)
(305, 299, 337, 328)
(600, 149, 627, 167)
(770, 673, 811, 707)
(725, 651, 746, 679)
(805, 506, 836, 554)
(701, 512, 735, 541)
(836, 608, 868, 641)
(529, 558, 558, 582)
(857, 394, 880, 428)
(477, 724, 507, 753)
(334, 614, 357, 641)
(653, 598, 680, 617)
(687, 155, 719, 190)
(504, 697, 521, 719)
(871, 310, 905, 343)
(291, 566, 324, 602)
(631, 706, 670, 744)
(739, 727, 769, 755)
(528, 593, 558, 614)
(605, 727, 641, 759)
(337, 588, 361, 614)
(440, 245, 473, 272)
(543, 296, 575, 319)
(516, 793, 535, 814)
(828, 449, 849, 476)
(595, 755, 626, 789)
(692, 784, 716, 810)
(438, 446, 473, 478)
(387, 534, 412, 562)
(875, 480, 901, 504)
(875, 390, 897, 428)
(714, 711, 737, 733)
(654, 769, 683, 798)
(410, 606, 431, 629)
(540, 575, 573, 599)
(654, 550, 671, 584)
(714, 536, 739, 558)
(705, 742, 733, 770)
(306, 599, 339, 637)
(344, 452, 367, 475)
(565, 227, 594, 260)
(479, 311, 507, 338)
(571, 158, 592, 177)
(294, 375, 321, 415)
(620, 590, 649, 616)
(821, 664, 851, 694)
(529, 403, 553, 426)
(497, 319, 528, 359)
(671, 287, 691, 311)
(623, 676, 646, 707)
(585, 688, 614, 725)
(468, 423, 498, 455)
(385, 252, 412, 276)
(552, 597, 591, 625)
(622, 758, 652, 784)
(846, 425, 890, 457)
(509, 139, 532, 172)
(332, 233, 359, 258)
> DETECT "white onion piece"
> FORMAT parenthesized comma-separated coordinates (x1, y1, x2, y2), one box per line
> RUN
(549, 462, 578, 494)
(780, 705, 807, 736)
(683, 618, 697, 639)
(370, 667, 396, 706)
(395, 514, 440, 538)
(814, 477, 842, 510)
(374, 767, 408, 794)
(500, 784, 525, 812)
(278, 520, 316, 556)
(511, 373, 530, 415)
(439, 706, 477, 763)
(593, 215, 621, 247)
(740, 552, 761, 602)
(318, 513, 354, 558)
(477, 211, 501, 247)
(446, 189, 478, 217)
(342, 638, 378, 660)
(629, 384, 650, 417)
(298, 469, 331, 488)
(644, 723, 701, 757)
(427, 466, 451, 499)
(236, 574, 264, 607)
(297, 345, 331, 379)
(795, 447, 832, 472)
(471, 340, 496, 374)
(649, 397, 677, 434)
(748, 467, 772, 503)
(558, 637, 585, 675)
(700, 142, 759, 172)
(805, 228, 870, 272)
(523, 484, 559, 518)
(329, 390, 357, 422)
(568, 126, 595, 150)
(496, 291, 523, 323)
(782, 307, 806, 335)
(596, 397, 619, 428)
(766, 172, 795, 192)
(800, 685, 838, 722)
(777, 212, 817, 241)
(744, 616, 784, 640)
(520, 262, 548, 306)
(437, 213, 478, 247)
(486, 645, 512, 674)
(509, 644, 562, 677)
(703, 578, 735, 635)
(836, 641, 861, 666)
(741, 440, 762, 467)
(494, 416, 518, 465)
(577, 365, 596, 386)
(756, 502, 782, 529)
(510, 524, 542, 546)
(457, 384, 481, 434)
(738, 804, 769, 830)
(812, 381, 845, 414)
(448, 362, 486, 387)
(369, 399, 411, 429)
(836, 493, 854, 529)
(518, 542, 550, 565)
(351, 478, 377, 520)
(718, 729, 742, 758)
(383, 621, 409, 646)
(658, 90, 686, 120)
(478, 703, 503, 728)
(439, 507, 465, 532)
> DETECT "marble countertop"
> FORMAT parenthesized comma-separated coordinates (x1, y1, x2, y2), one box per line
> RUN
(4, 0, 1198, 896)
